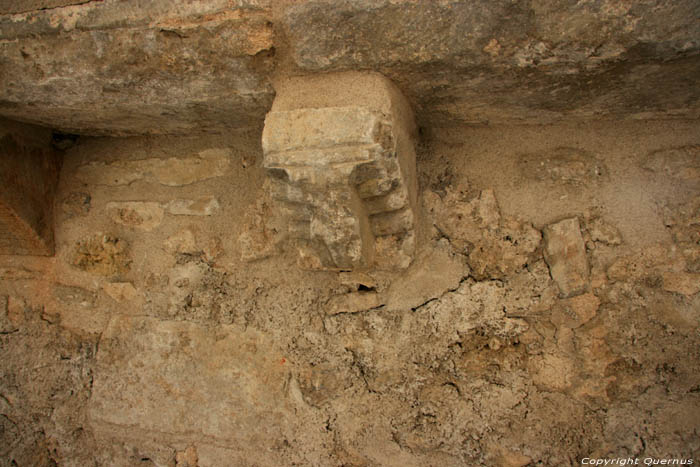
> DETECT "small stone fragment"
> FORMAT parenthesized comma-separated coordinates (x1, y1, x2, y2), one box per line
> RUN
(385, 242, 464, 311)
(425, 186, 540, 280)
(326, 291, 383, 315)
(61, 191, 91, 216)
(54, 285, 96, 308)
(543, 217, 589, 298)
(498, 450, 533, 467)
(105, 201, 164, 231)
(103, 282, 138, 302)
(587, 217, 622, 245)
(175, 446, 198, 467)
(0, 267, 37, 280)
(75, 150, 230, 187)
(238, 195, 281, 262)
(166, 197, 220, 216)
(165, 229, 198, 255)
(296, 363, 348, 407)
(203, 237, 224, 262)
(643, 145, 700, 181)
(550, 293, 600, 328)
(662, 271, 700, 297)
(529, 353, 575, 392)
(71, 235, 131, 277)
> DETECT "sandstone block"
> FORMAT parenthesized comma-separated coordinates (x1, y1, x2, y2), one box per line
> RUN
(88, 316, 290, 446)
(165, 198, 220, 217)
(75, 149, 230, 187)
(70, 235, 131, 277)
(550, 293, 600, 329)
(586, 217, 622, 246)
(643, 145, 700, 181)
(0, 119, 61, 255)
(102, 282, 138, 302)
(662, 271, 700, 297)
(105, 202, 164, 231)
(385, 243, 465, 312)
(543, 217, 589, 297)
(327, 291, 383, 315)
(261, 72, 418, 270)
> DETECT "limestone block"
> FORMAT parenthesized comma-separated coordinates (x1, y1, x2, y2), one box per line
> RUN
(75, 149, 231, 187)
(0, 119, 61, 255)
(543, 217, 589, 298)
(88, 316, 290, 448)
(261, 72, 418, 270)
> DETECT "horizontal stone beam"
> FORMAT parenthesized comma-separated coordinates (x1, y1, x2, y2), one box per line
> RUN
(0, 0, 698, 134)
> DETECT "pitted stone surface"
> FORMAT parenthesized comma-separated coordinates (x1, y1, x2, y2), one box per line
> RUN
(543, 217, 590, 298)
(262, 72, 418, 270)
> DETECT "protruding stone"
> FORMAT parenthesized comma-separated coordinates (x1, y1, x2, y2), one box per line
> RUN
(164, 229, 198, 256)
(543, 217, 589, 298)
(326, 291, 384, 315)
(0, 119, 61, 255)
(385, 242, 465, 312)
(550, 293, 600, 329)
(70, 235, 131, 277)
(106, 202, 164, 231)
(166, 198, 220, 216)
(586, 217, 622, 246)
(75, 149, 230, 187)
(261, 72, 419, 270)
(103, 282, 138, 302)
(662, 271, 700, 297)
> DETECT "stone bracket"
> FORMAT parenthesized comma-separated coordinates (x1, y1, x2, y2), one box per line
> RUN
(261, 72, 419, 270)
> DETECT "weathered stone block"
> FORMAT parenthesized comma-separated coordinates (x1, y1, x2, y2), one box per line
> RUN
(543, 217, 589, 297)
(0, 119, 61, 256)
(261, 72, 418, 270)
(88, 316, 290, 448)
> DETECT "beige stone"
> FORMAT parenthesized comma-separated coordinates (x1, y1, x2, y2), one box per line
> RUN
(70, 235, 131, 277)
(385, 243, 465, 311)
(327, 291, 384, 315)
(529, 353, 575, 392)
(551, 293, 600, 329)
(105, 202, 164, 231)
(587, 217, 622, 246)
(165, 198, 220, 216)
(164, 229, 198, 255)
(103, 282, 138, 302)
(424, 187, 540, 280)
(543, 217, 589, 297)
(76, 149, 230, 187)
(662, 271, 700, 297)
(88, 316, 291, 446)
(261, 72, 418, 270)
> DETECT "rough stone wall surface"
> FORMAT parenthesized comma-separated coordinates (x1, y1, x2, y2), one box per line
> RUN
(1, 120, 699, 465)
(0, 0, 698, 134)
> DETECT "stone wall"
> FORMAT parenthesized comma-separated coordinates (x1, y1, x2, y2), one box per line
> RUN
(1, 118, 698, 465)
